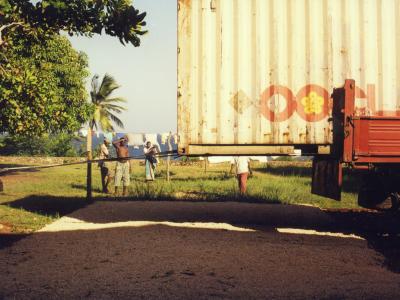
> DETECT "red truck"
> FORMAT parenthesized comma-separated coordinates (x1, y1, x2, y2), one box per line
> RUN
(312, 79, 400, 210)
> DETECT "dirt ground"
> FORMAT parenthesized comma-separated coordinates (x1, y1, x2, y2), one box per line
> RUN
(1, 201, 400, 299)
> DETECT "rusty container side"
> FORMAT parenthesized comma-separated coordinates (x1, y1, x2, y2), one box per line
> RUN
(177, 0, 400, 153)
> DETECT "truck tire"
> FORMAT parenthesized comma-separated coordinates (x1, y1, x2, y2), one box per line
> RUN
(375, 193, 397, 211)
(389, 192, 400, 211)
(357, 174, 397, 210)
(358, 185, 386, 209)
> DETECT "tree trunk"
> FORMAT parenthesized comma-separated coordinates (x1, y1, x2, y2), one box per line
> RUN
(86, 127, 92, 201)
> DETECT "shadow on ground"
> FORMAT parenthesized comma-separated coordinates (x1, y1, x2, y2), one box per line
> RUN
(71, 183, 103, 193)
(0, 163, 40, 177)
(2, 195, 400, 273)
(1, 195, 89, 249)
(0, 234, 29, 250)
(4, 195, 88, 218)
(1, 201, 400, 299)
(1, 228, 399, 299)
(0, 164, 28, 169)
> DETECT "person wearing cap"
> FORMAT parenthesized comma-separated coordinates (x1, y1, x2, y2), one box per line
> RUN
(99, 138, 112, 193)
(112, 136, 130, 196)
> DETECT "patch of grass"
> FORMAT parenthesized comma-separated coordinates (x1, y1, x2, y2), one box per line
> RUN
(0, 163, 88, 232)
(0, 159, 360, 233)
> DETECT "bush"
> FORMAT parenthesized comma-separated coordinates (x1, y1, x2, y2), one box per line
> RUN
(0, 133, 82, 157)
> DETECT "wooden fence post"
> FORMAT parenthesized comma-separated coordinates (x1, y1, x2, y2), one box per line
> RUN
(87, 161, 92, 200)
(166, 132, 172, 181)
(86, 127, 92, 201)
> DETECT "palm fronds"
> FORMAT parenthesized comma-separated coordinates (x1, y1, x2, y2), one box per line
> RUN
(98, 74, 121, 99)
(89, 73, 126, 131)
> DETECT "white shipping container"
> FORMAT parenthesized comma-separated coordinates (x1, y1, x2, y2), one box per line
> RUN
(177, 0, 400, 155)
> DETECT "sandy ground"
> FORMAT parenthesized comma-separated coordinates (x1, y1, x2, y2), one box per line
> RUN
(1, 201, 400, 299)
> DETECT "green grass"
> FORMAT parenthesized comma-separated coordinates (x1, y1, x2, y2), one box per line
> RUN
(0, 159, 360, 233)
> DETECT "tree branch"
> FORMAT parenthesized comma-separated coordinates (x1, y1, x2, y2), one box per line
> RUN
(0, 22, 24, 47)
(0, 64, 6, 76)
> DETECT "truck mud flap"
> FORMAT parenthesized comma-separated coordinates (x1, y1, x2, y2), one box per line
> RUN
(311, 156, 342, 201)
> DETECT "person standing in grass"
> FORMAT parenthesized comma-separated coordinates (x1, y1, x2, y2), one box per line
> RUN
(143, 141, 158, 181)
(231, 156, 251, 194)
(112, 136, 130, 196)
(98, 138, 113, 193)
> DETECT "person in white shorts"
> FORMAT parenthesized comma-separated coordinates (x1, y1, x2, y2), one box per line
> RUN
(112, 136, 130, 196)
(231, 156, 251, 194)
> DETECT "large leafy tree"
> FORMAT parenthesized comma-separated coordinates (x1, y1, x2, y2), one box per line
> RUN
(0, 32, 93, 135)
(0, 0, 147, 50)
(0, 0, 146, 136)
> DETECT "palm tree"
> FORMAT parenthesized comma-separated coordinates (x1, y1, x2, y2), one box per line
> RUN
(89, 73, 127, 133)
(87, 73, 127, 160)
(86, 73, 126, 200)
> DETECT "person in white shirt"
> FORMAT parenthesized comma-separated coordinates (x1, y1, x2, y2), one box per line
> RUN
(98, 138, 112, 193)
(231, 156, 252, 194)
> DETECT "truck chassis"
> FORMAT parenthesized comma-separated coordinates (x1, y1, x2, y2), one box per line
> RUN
(312, 79, 400, 210)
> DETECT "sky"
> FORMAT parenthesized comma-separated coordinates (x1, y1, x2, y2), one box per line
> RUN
(68, 0, 177, 134)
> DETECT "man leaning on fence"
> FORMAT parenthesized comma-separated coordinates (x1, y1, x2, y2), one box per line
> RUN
(112, 136, 130, 196)
(99, 138, 113, 193)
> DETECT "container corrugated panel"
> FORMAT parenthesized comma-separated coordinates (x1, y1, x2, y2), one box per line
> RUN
(177, 0, 400, 151)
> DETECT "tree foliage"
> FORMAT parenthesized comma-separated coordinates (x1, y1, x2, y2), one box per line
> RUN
(0, 31, 93, 135)
(0, 0, 145, 136)
(0, 133, 84, 156)
(0, 0, 147, 48)
(89, 73, 126, 132)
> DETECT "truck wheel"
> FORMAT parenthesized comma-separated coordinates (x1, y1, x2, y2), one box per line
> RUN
(389, 192, 400, 211)
(375, 193, 396, 211)
(358, 174, 383, 209)
(357, 174, 399, 210)
(359, 188, 399, 211)
(358, 186, 385, 209)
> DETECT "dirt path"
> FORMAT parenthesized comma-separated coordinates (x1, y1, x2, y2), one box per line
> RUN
(1, 201, 400, 299)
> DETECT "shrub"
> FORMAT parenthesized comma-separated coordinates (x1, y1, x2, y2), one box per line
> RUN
(0, 133, 81, 157)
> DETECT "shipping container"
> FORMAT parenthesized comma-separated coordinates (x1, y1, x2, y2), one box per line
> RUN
(177, 0, 400, 155)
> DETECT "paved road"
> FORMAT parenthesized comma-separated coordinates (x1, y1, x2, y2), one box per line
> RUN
(1, 201, 400, 299)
